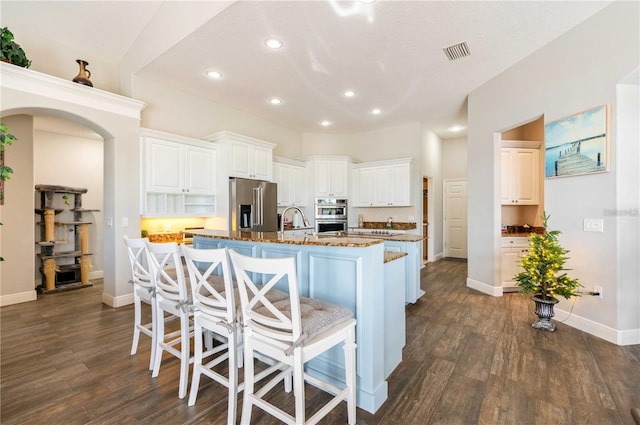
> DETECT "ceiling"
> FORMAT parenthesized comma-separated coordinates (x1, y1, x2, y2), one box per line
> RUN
(2, 1, 613, 139)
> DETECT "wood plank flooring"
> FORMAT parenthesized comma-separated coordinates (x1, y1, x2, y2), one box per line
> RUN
(2, 259, 639, 424)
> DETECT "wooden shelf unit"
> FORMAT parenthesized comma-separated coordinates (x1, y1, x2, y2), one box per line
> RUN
(34, 184, 98, 293)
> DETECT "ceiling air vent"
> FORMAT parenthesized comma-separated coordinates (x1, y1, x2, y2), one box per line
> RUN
(443, 41, 471, 61)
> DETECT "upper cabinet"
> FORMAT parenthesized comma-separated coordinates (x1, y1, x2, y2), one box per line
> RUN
(141, 129, 217, 217)
(353, 159, 412, 207)
(205, 131, 275, 181)
(311, 157, 350, 198)
(501, 148, 540, 205)
(273, 157, 306, 207)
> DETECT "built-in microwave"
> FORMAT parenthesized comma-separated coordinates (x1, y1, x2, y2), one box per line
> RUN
(315, 198, 348, 220)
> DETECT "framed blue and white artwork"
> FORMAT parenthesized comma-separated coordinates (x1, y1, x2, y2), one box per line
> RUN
(544, 105, 609, 178)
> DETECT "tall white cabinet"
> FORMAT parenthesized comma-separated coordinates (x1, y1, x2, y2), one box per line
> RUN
(141, 128, 217, 217)
(273, 157, 306, 207)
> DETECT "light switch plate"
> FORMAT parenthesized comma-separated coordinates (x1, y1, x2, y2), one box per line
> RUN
(584, 218, 604, 232)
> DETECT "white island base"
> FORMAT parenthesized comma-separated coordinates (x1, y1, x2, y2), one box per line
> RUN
(191, 231, 407, 413)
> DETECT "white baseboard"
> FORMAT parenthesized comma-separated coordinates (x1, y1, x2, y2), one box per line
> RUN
(555, 308, 640, 346)
(434, 253, 444, 261)
(0, 290, 37, 306)
(101, 292, 133, 308)
(466, 277, 503, 297)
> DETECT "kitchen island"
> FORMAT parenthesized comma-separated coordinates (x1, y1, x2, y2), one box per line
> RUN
(185, 229, 406, 413)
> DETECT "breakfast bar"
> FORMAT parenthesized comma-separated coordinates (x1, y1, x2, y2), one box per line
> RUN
(185, 229, 407, 413)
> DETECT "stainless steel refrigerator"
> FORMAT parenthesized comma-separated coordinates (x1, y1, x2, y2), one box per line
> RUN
(229, 178, 278, 232)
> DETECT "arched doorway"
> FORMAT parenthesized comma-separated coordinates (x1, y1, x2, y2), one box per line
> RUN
(0, 64, 145, 307)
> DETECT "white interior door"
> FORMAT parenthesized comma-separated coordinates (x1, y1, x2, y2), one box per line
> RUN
(444, 179, 468, 258)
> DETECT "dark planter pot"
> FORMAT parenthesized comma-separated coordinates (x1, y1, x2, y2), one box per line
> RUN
(531, 295, 559, 332)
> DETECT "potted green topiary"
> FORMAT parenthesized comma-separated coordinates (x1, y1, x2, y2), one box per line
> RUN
(1, 27, 31, 68)
(515, 212, 581, 332)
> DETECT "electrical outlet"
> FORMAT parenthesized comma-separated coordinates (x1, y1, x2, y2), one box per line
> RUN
(408, 215, 415, 221)
(584, 218, 604, 232)
(166, 223, 172, 231)
(594, 285, 603, 299)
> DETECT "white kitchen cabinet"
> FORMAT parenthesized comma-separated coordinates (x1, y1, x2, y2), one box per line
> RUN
(354, 167, 376, 206)
(141, 129, 216, 217)
(274, 157, 306, 207)
(501, 148, 540, 205)
(312, 158, 349, 198)
(501, 237, 529, 291)
(353, 159, 412, 207)
(205, 131, 275, 181)
(388, 162, 411, 206)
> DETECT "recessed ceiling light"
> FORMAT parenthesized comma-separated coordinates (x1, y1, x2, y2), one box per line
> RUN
(265, 38, 283, 49)
(320, 120, 332, 127)
(359, 0, 377, 4)
(449, 125, 465, 132)
(343, 90, 356, 98)
(269, 97, 282, 105)
(371, 108, 382, 115)
(206, 70, 222, 79)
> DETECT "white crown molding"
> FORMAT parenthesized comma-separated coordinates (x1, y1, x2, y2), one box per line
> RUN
(0, 62, 146, 119)
(140, 127, 216, 148)
(204, 130, 277, 149)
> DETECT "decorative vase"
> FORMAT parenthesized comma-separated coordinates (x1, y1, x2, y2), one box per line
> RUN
(72, 59, 93, 87)
(531, 295, 559, 332)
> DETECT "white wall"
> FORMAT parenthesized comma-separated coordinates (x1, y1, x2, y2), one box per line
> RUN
(33, 123, 104, 280)
(421, 126, 443, 259)
(467, 1, 639, 341)
(351, 122, 422, 163)
(132, 76, 303, 158)
(442, 136, 468, 180)
(615, 77, 639, 332)
(0, 115, 36, 305)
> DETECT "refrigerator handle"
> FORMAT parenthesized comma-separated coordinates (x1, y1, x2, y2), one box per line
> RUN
(253, 187, 261, 226)
(258, 187, 264, 226)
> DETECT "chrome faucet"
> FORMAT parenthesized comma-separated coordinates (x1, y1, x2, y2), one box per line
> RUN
(386, 217, 393, 229)
(279, 206, 310, 239)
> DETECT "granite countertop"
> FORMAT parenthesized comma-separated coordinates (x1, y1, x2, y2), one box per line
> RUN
(502, 232, 535, 238)
(502, 226, 544, 237)
(183, 229, 383, 247)
(384, 251, 407, 263)
(347, 231, 424, 242)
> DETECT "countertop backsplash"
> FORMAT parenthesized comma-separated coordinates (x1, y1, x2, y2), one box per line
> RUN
(360, 221, 417, 231)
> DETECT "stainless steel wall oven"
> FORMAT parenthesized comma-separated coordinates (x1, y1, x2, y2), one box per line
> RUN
(315, 198, 348, 233)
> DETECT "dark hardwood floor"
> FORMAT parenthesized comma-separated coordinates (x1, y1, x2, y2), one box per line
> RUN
(2, 259, 639, 424)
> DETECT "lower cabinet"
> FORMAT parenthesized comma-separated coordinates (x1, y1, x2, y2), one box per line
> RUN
(501, 238, 528, 292)
(384, 239, 423, 303)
